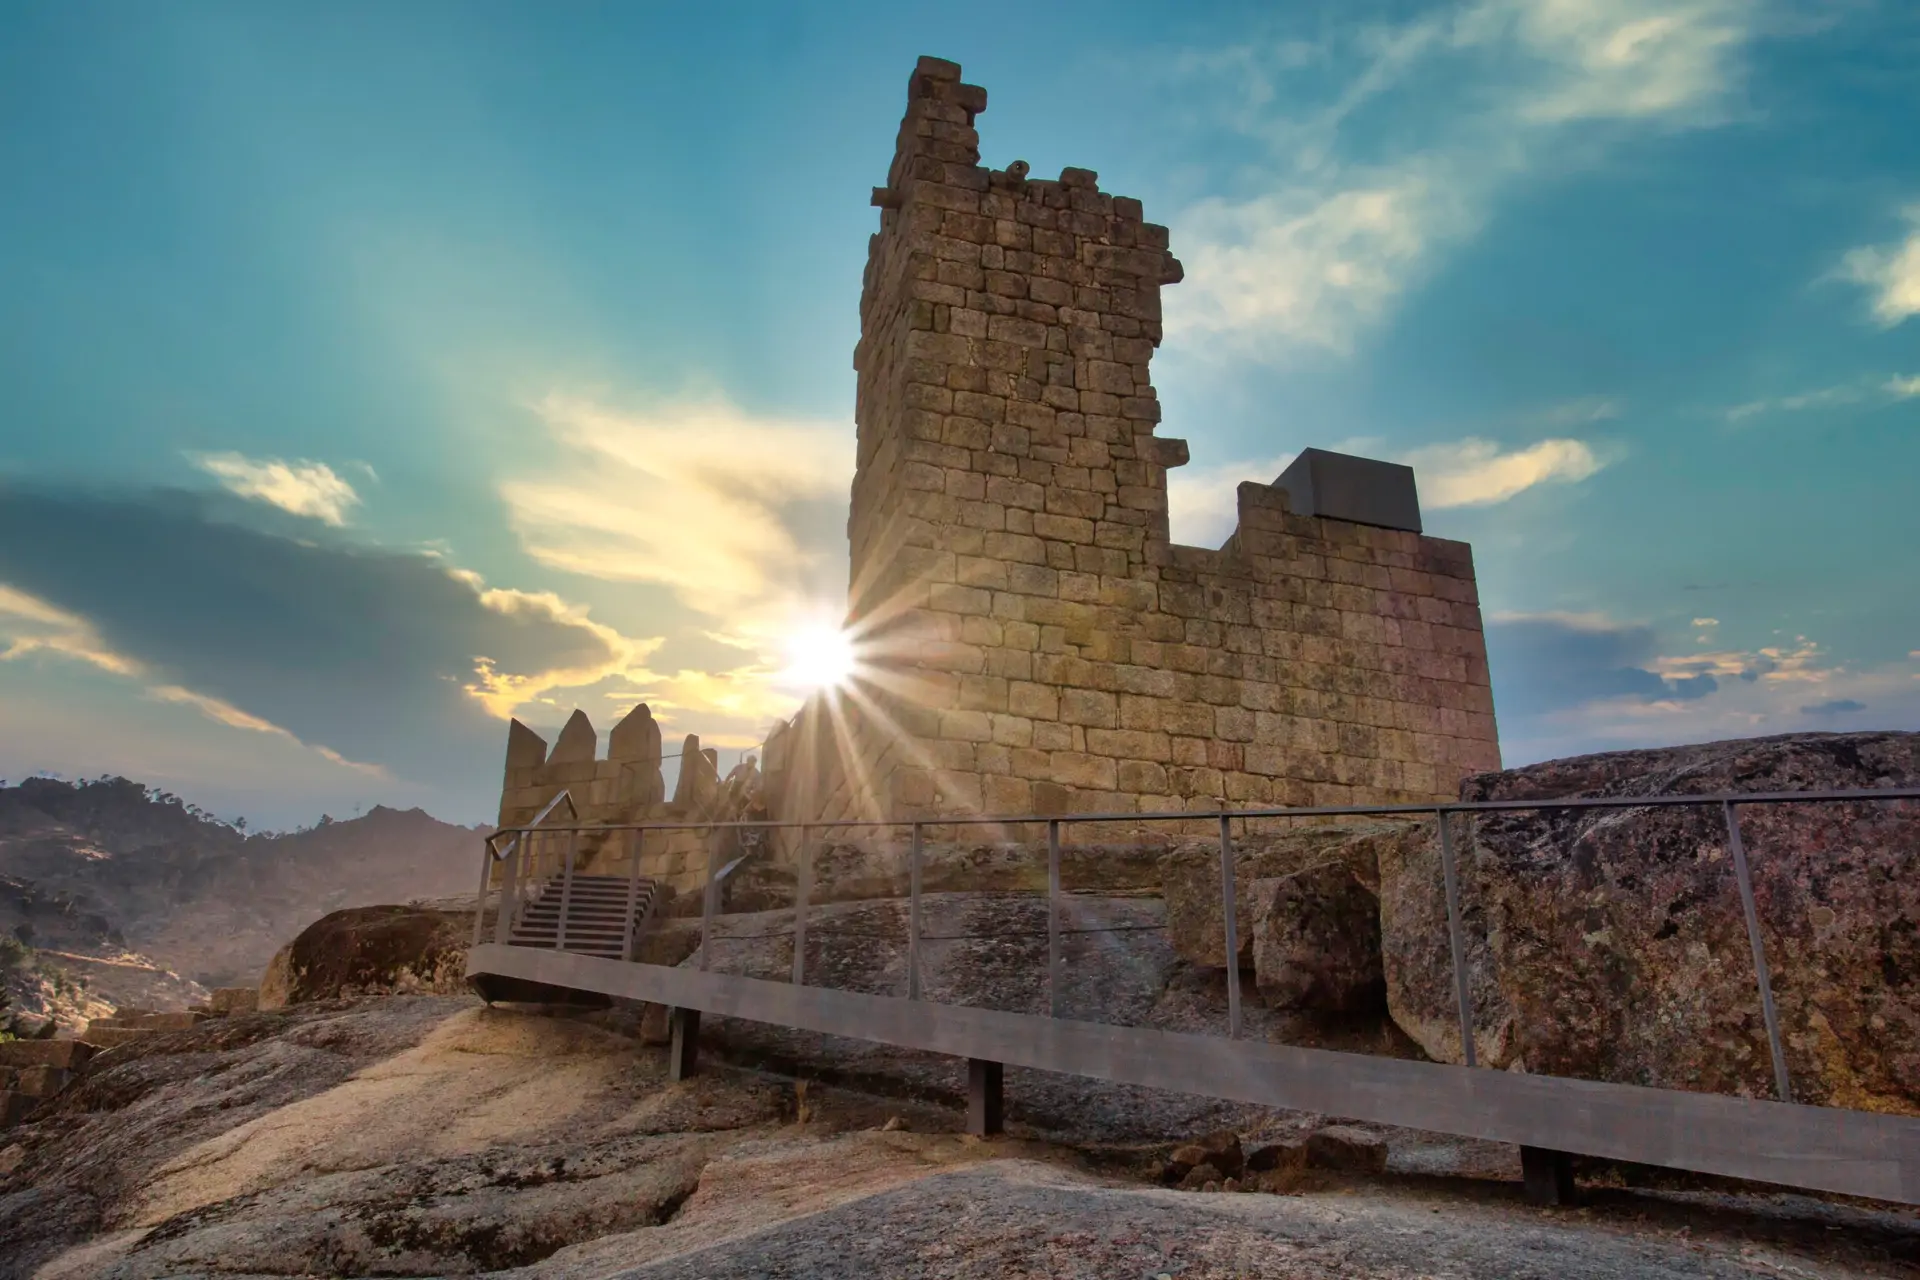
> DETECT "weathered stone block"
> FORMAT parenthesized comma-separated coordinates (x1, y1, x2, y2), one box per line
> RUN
(14, 1064, 70, 1097)
(0, 1039, 94, 1071)
(1051, 752, 1117, 789)
(1059, 688, 1117, 728)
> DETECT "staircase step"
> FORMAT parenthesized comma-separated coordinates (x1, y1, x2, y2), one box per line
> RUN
(517, 904, 637, 916)
(511, 925, 629, 937)
(512, 919, 629, 930)
(501, 875, 662, 961)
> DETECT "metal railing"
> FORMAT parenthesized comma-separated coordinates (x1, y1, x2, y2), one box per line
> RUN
(477, 784, 1918, 1112)
(468, 784, 1920, 1202)
(471, 789, 578, 947)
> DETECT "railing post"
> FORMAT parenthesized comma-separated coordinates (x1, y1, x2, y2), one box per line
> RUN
(1218, 811, 1242, 1040)
(472, 836, 494, 947)
(622, 827, 643, 962)
(1724, 800, 1793, 1103)
(791, 824, 811, 987)
(556, 828, 578, 952)
(1047, 819, 1062, 1018)
(908, 821, 924, 1000)
(1437, 808, 1478, 1069)
(495, 836, 521, 945)
(700, 825, 717, 971)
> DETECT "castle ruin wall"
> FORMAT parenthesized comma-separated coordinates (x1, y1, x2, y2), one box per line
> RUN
(766, 57, 1501, 827)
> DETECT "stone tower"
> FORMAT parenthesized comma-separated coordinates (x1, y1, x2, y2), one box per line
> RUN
(766, 56, 1501, 825)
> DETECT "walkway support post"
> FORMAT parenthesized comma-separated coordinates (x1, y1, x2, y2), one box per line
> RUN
(668, 1007, 700, 1081)
(967, 1057, 1003, 1137)
(1724, 801, 1793, 1103)
(1521, 1147, 1577, 1206)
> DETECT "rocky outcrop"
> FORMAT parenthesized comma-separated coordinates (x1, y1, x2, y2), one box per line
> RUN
(258, 906, 475, 1009)
(1249, 863, 1384, 1012)
(1374, 818, 1517, 1068)
(1453, 731, 1920, 1113)
(1161, 825, 1421, 1017)
(1151, 731, 1920, 1104)
(1161, 825, 1396, 970)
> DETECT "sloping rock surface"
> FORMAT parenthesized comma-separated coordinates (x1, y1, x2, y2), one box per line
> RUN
(1160, 824, 1405, 969)
(1, 996, 1914, 1279)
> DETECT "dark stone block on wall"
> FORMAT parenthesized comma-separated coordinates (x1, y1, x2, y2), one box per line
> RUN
(1276, 448, 1423, 533)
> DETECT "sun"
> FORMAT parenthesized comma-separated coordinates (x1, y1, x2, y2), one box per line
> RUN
(784, 622, 858, 691)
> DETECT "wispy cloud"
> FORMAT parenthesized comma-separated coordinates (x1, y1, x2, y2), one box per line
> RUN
(454, 578, 666, 721)
(0, 584, 141, 677)
(1166, 0, 1770, 357)
(1723, 372, 1920, 423)
(0, 484, 674, 804)
(1837, 205, 1920, 327)
(0, 582, 388, 776)
(146, 685, 391, 777)
(191, 453, 362, 525)
(1401, 437, 1602, 507)
(495, 394, 858, 742)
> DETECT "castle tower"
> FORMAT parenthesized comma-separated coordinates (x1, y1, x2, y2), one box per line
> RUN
(798, 56, 1500, 824)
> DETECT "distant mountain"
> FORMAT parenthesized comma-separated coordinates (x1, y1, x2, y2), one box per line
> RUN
(0, 776, 489, 1023)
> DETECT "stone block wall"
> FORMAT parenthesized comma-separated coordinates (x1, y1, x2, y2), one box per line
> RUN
(495, 704, 728, 896)
(766, 56, 1501, 827)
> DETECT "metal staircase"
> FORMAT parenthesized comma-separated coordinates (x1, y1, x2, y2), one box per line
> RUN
(508, 873, 660, 960)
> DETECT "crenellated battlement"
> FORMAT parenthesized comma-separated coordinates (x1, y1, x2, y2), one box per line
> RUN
(494, 704, 749, 895)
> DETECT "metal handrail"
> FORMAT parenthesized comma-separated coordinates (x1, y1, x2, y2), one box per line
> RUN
(486, 789, 580, 859)
(472, 790, 580, 946)
(483, 785, 1920, 838)
(486, 783, 1917, 1107)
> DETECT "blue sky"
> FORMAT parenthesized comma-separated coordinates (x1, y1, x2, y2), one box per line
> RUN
(2, 0, 1916, 828)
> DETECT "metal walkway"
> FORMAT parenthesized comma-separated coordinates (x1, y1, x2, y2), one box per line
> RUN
(465, 786, 1920, 1207)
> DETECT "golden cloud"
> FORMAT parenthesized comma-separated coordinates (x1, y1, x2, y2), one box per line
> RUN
(502, 394, 853, 622)
(191, 453, 363, 525)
